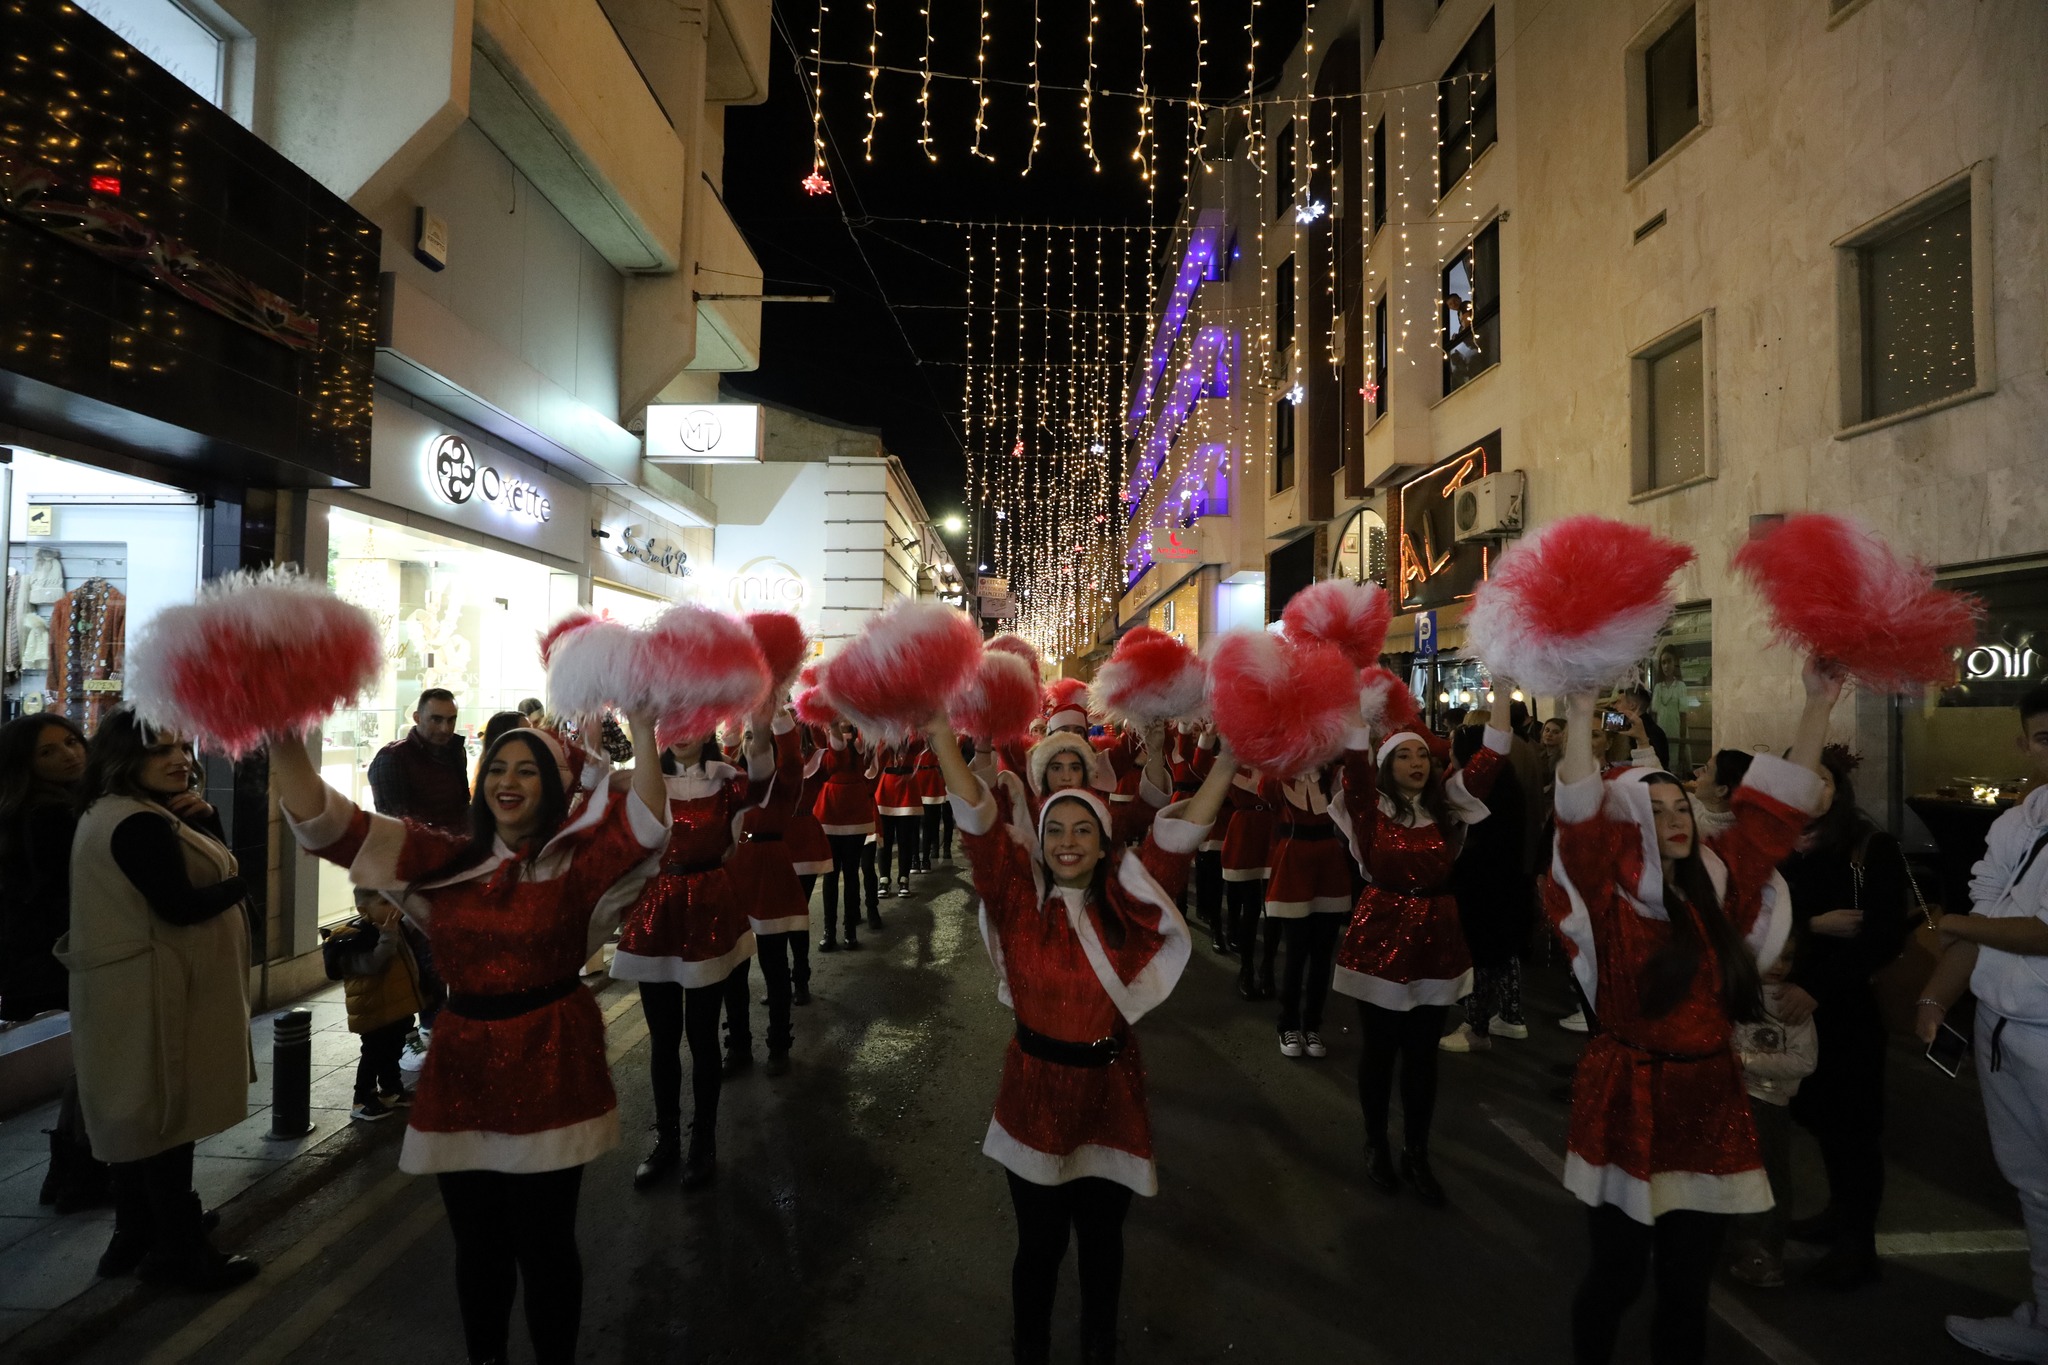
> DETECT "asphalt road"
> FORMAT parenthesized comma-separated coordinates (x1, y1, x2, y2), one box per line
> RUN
(6, 860, 2031, 1364)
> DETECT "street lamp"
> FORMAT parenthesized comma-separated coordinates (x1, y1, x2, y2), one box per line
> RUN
(941, 513, 965, 534)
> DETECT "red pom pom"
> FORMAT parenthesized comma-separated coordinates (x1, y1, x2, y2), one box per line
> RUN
(1732, 514, 1982, 693)
(1042, 676, 1091, 721)
(642, 604, 772, 745)
(1359, 664, 1424, 736)
(822, 602, 984, 746)
(1092, 628, 1205, 726)
(128, 568, 382, 759)
(986, 633, 1044, 682)
(793, 664, 839, 728)
(744, 611, 810, 692)
(1282, 579, 1392, 668)
(545, 616, 641, 718)
(1466, 516, 1695, 697)
(949, 650, 1039, 744)
(1205, 629, 1359, 780)
(538, 610, 599, 668)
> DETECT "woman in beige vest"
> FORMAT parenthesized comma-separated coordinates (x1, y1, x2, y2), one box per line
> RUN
(59, 709, 257, 1292)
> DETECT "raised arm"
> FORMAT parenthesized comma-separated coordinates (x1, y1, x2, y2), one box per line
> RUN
(1558, 691, 1600, 787)
(270, 731, 329, 824)
(626, 710, 664, 819)
(1181, 739, 1240, 827)
(1787, 656, 1845, 774)
(927, 713, 986, 806)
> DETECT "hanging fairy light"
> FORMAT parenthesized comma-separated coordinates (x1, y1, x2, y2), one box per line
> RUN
(971, 1, 994, 162)
(917, 0, 936, 161)
(1025, 0, 1044, 173)
(1133, 0, 1153, 183)
(805, 0, 832, 193)
(862, 0, 882, 160)
(1081, 0, 1101, 172)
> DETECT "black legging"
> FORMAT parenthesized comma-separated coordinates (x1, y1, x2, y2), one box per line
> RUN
(921, 800, 954, 862)
(1790, 989, 1888, 1249)
(1195, 849, 1224, 934)
(723, 932, 806, 1053)
(110, 1140, 201, 1255)
(438, 1166, 584, 1365)
(638, 981, 723, 1133)
(1356, 1000, 1448, 1150)
(822, 833, 877, 937)
(1007, 1172, 1133, 1359)
(1277, 914, 1341, 1031)
(878, 813, 919, 883)
(1572, 1203, 1727, 1365)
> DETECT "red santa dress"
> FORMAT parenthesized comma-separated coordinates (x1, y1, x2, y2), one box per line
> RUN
(875, 739, 927, 819)
(1220, 772, 1276, 883)
(1548, 756, 1811, 1223)
(813, 736, 878, 837)
(286, 778, 668, 1174)
(725, 719, 814, 937)
(786, 746, 834, 877)
(1263, 771, 1353, 918)
(612, 752, 767, 987)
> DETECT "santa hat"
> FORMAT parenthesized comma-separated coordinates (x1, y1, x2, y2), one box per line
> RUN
(1375, 730, 1434, 765)
(1042, 677, 1092, 733)
(1027, 731, 1099, 797)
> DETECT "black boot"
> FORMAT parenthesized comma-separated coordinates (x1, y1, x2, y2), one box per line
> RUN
(633, 1125, 681, 1189)
(844, 927, 862, 950)
(1013, 1332, 1051, 1365)
(1400, 1147, 1446, 1207)
(1255, 946, 1278, 1001)
(765, 1050, 791, 1077)
(721, 1047, 753, 1079)
(792, 983, 812, 1005)
(1364, 1137, 1398, 1193)
(1236, 955, 1259, 1000)
(1789, 1208, 1843, 1244)
(97, 1228, 150, 1278)
(1081, 1326, 1117, 1364)
(818, 934, 840, 952)
(136, 1193, 258, 1291)
(680, 1127, 717, 1191)
(867, 905, 884, 931)
(1806, 1235, 1881, 1290)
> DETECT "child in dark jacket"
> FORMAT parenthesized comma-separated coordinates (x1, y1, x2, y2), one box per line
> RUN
(326, 901, 422, 1123)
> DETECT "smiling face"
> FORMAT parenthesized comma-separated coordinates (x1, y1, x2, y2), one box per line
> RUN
(1040, 796, 1107, 889)
(1647, 780, 1696, 864)
(482, 736, 549, 843)
(1386, 738, 1433, 795)
(137, 733, 198, 798)
(1044, 749, 1088, 793)
(31, 721, 87, 787)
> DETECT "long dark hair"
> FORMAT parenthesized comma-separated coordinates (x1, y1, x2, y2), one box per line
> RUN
(476, 711, 528, 787)
(80, 709, 195, 813)
(1804, 745, 1873, 856)
(1638, 774, 1764, 1023)
(0, 713, 87, 864)
(1041, 793, 1125, 950)
(1378, 738, 1453, 828)
(410, 729, 571, 892)
(659, 734, 723, 775)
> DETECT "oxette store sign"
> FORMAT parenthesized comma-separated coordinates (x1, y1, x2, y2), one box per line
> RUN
(368, 397, 587, 565)
(428, 434, 552, 522)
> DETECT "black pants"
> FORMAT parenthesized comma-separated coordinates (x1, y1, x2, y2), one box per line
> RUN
(1007, 1172, 1134, 1358)
(1195, 850, 1224, 934)
(1790, 991, 1888, 1247)
(922, 801, 954, 861)
(1357, 1001, 1448, 1149)
(1277, 914, 1341, 1031)
(638, 981, 723, 1133)
(1223, 879, 1260, 957)
(1572, 1203, 1727, 1365)
(822, 833, 877, 936)
(438, 1166, 584, 1365)
(110, 1141, 202, 1255)
(724, 933, 805, 1054)
(878, 813, 919, 883)
(353, 1014, 413, 1103)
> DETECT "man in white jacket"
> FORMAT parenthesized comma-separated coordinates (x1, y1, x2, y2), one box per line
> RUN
(1920, 686, 2048, 1363)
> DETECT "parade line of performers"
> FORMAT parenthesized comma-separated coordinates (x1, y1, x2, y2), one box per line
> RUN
(27, 654, 2045, 1365)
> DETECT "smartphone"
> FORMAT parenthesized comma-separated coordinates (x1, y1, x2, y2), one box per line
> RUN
(1601, 710, 1631, 732)
(1926, 1021, 1971, 1078)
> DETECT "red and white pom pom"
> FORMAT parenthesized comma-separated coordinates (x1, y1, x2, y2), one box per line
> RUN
(127, 567, 383, 758)
(985, 632, 1045, 682)
(1466, 516, 1696, 698)
(949, 650, 1040, 744)
(1042, 677, 1092, 725)
(744, 611, 810, 693)
(1358, 664, 1424, 737)
(793, 664, 839, 728)
(1204, 629, 1359, 780)
(546, 615, 643, 719)
(1092, 626, 1206, 726)
(1732, 514, 1981, 694)
(642, 604, 772, 745)
(538, 610, 599, 668)
(822, 601, 984, 746)
(1282, 579, 1393, 669)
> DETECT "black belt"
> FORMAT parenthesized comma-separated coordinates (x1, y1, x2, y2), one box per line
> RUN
(1368, 882, 1451, 897)
(1015, 1020, 1126, 1068)
(742, 831, 782, 843)
(445, 977, 580, 1021)
(884, 766, 913, 775)
(1610, 1038, 1723, 1064)
(661, 859, 723, 876)
(1279, 824, 1338, 841)
(1172, 782, 1199, 796)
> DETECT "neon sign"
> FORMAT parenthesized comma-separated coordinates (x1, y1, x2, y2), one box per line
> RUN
(1397, 432, 1497, 612)
(427, 435, 552, 523)
(1962, 644, 2041, 682)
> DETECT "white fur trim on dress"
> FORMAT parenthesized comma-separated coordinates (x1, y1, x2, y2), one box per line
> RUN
(1331, 965, 1473, 1009)
(610, 930, 758, 987)
(1262, 894, 1351, 919)
(1070, 863, 1192, 1025)
(983, 1117, 1158, 1197)
(1563, 1152, 1774, 1224)
(749, 913, 812, 936)
(792, 856, 834, 876)
(1148, 806, 1207, 857)
(819, 820, 877, 837)
(878, 802, 923, 817)
(1221, 866, 1271, 882)
(400, 1109, 619, 1176)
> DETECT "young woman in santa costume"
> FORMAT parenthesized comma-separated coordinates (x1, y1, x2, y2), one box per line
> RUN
(1329, 715, 1508, 1204)
(874, 735, 926, 900)
(926, 710, 1237, 1365)
(610, 711, 776, 1191)
(1550, 658, 1838, 1365)
(914, 738, 953, 867)
(813, 719, 879, 949)
(268, 717, 669, 1365)
(1263, 761, 1354, 1060)
(1221, 768, 1279, 999)
(722, 709, 819, 1077)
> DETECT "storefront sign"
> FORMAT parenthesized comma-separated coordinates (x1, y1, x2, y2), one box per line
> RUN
(1149, 527, 1201, 561)
(1397, 432, 1498, 612)
(614, 525, 690, 577)
(1961, 643, 2040, 683)
(368, 395, 589, 565)
(729, 556, 809, 610)
(644, 404, 765, 464)
(428, 435, 552, 522)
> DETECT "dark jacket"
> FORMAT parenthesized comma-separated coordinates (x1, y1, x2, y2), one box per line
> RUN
(367, 729, 471, 834)
(0, 801, 76, 1019)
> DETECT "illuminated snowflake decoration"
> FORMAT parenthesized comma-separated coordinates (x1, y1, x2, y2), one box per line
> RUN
(1293, 198, 1327, 225)
(801, 170, 833, 196)
(1287, 383, 1305, 405)
(1362, 381, 1381, 404)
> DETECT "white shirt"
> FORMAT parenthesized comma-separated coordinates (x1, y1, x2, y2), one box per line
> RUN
(1969, 785, 2048, 1023)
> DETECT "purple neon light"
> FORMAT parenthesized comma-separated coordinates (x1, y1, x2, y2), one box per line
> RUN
(1127, 226, 1225, 432)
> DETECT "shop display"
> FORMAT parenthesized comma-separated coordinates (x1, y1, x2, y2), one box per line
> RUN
(5, 543, 130, 730)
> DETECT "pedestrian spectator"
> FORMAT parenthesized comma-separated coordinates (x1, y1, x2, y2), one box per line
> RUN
(368, 688, 465, 1075)
(516, 696, 547, 726)
(1780, 744, 1909, 1290)
(1727, 932, 1819, 1289)
(1688, 749, 1755, 839)
(60, 710, 257, 1291)
(1608, 685, 1671, 772)
(0, 713, 108, 1213)
(323, 898, 423, 1123)
(1441, 722, 1533, 1051)
(1918, 685, 2048, 1363)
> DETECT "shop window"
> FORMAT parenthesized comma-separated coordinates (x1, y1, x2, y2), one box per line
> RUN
(1274, 119, 1296, 222)
(1370, 118, 1388, 235)
(1442, 222, 1500, 396)
(1331, 509, 1388, 587)
(1642, 6, 1701, 166)
(1273, 396, 1297, 492)
(1266, 534, 1316, 623)
(1371, 294, 1390, 421)
(1643, 602, 1713, 777)
(75, 0, 226, 108)
(1438, 11, 1496, 196)
(1837, 177, 1985, 430)
(1275, 255, 1296, 354)
(1631, 313, 1714, 496)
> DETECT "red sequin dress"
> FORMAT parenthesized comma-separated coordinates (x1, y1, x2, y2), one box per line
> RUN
(813, 739, 877, 836)
(612, 762, 759, 987)
(954, 786, 1205, 1196)
(1220, 773, 1276, 882)
(726, 722, 814, 936)
(875, 739, 926, 818)
(1264, 772, 1353, 918)
(1547, 755, 1813, 1223)
(1331, 728, 1505, 1009)
(287, 782, 668, 1174)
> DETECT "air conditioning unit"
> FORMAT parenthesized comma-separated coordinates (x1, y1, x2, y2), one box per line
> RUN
(1453, 470, 1526, 542)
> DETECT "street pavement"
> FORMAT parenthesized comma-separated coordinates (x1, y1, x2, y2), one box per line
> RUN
(0, 858, 2031, 1364)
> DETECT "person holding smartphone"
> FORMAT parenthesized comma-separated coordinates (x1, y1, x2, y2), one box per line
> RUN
(1917, 685, 2048, 1363)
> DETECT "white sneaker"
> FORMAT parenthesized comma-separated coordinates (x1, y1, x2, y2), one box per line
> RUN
(1489, 1018, 1530, 1040)
(398, 1028, 430, 1074)
(1438, 1023, 1491, 1052)
(1558, 1010, 1590, 1034)
(1946, 1304, 2048, 1363)
(1303, 1031, 1328, 1058)
(1278, 1030, 1305, 1058)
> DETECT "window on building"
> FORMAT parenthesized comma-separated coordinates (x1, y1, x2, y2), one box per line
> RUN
(1273, 397, 1296, 492)
(1441, 222, 1500, 395)
(1371, 294, 1390, 421)
(1274, 119, 1296, 221)
(1853, 191, 1977, 423)
(1643, 7, 1700, 164)
(76, 0, 225, 107)
(1275, 254, 1296, 354)
(1634, 322, 1708, 492)
(1370, 118, 1388, 233)
(1438, 11, 1496, 195)
(1371, 0, 1386, 60)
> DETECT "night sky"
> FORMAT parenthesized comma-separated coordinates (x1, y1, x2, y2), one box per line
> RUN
(721, 0, 1309, 522)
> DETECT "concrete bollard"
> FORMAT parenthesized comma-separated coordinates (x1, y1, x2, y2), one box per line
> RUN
(266, 1008, 316, 1140)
